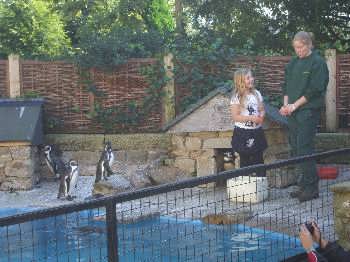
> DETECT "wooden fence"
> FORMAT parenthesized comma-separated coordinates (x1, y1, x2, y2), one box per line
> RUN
(0, 53, 349, 133)
(18, 59, 161, 133)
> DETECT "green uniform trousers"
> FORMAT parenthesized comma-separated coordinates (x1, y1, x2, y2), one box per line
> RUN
(287, 109, 320, 192)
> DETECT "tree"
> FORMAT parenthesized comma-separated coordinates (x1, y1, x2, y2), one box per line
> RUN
(262, 0, 350, 51)
(180, 0, 350, 54)
(0, 0, 70, 58)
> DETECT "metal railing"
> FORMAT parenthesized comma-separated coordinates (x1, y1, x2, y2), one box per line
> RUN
(1, 148, 350, 262)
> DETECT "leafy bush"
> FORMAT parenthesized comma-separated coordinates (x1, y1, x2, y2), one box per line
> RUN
(171, 31, 235, 112)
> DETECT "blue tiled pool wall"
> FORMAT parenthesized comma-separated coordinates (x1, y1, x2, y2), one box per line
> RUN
(0, 208, 305, 262)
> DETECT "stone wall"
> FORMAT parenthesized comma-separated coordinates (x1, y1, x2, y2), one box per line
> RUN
(0, 146, 40, 191)
(40, 133, 172, 181)
(170, 127, 291, 184)
(331, 181, 350, 251)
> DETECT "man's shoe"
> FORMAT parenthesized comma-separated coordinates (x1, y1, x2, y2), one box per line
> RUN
(297, 191, 319, 202)
(290, 189, 302, 198)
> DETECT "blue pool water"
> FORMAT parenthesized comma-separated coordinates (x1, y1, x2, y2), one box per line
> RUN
(0, 208, 304, 262)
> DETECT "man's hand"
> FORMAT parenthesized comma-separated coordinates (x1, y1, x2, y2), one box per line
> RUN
(279, 105, 289, 116)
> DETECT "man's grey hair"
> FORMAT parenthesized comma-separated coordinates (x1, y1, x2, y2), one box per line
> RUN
(293, 31, 313, 46)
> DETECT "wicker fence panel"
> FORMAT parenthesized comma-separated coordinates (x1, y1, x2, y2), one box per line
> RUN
(255, 56, 291, 97)
(176, 56, 290, 114)
(337, 54, 350, 119)
(0, 60, 8, 98)
(20, 59, 161, 133)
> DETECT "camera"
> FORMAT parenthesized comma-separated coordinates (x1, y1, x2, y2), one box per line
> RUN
(305, 222, 314, 234)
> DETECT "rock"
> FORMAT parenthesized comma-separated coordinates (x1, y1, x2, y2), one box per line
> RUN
(147, 166, 191, 185)
(202, 211, 253, 225)
(79, 165, 96, 176)
(92, 175, 132, 196)
(127, 165, 153, 189)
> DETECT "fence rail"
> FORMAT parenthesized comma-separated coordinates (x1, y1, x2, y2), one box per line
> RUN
(1, 148, 350, 262)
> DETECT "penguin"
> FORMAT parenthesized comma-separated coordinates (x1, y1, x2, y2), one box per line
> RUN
(44, 145, 66, 180)
(104, 141, 115, 177)
(95, 149, 108, 183)
(57, 160, 79, 200)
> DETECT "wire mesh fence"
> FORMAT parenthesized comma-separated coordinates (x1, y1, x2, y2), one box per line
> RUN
(0, 149, 349, 262)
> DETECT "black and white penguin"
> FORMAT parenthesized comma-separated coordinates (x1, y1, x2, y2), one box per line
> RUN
(95, 142, 115, 183)
(57, 160, 79, 200)
(104, 141, 115, 177)
(95, 150, 109, 183)
(44, 145, 66, 180)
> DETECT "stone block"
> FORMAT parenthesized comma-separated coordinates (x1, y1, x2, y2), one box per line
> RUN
(9, 146, 34, 160)
(266, 165, 298, 188)
(203, 138, 231, 149)
(218, 131, 233, 138)
(200, 149, 216, 159)
(265, 128, 287, 145)
(189, 150, 203, 159)
(185, 137, 202, 150)
(116, 150, 127, 162)
(227, 176, 269, 203)
(0, 148, 12, 164)
(170, 149, 189, 157)
(174, 158, 195, 173)
(4, 160, 34, 178)
(189, 132, 218, 139)
(63, 151, 100, 165)
(147, 150, 167, 162)
(163, 158, 175, 166)
(126, 150, 148, 163)
(0, 178, 33, 191)
(197, 156, 217, 177)
(331, 182, 350, 250)
(171, 135, 185, 149)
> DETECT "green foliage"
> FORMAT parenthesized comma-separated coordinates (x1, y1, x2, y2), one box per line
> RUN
(182, 0, 350, 54)
(260, 0, 350, 53)
(118, 0, 174, 33)
(0, 0, 71, 58)
(263, 94, 283, 108)
(82, 61, 168, 133)
(20, 91, 42, 99)
(75, 26, 167, 71)
(171, 32, 235, 112)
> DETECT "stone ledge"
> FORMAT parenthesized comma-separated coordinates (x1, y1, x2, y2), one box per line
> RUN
(45, 133, 171, 151)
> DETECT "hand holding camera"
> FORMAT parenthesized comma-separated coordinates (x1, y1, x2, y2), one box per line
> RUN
(304, 222, 315, 235)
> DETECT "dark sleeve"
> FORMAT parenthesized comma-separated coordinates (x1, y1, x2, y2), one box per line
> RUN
(281, 63, 289, 96)
(307, 250, 329, 262)
(304, 58, 329, 101)
(322, 241, 350, 262)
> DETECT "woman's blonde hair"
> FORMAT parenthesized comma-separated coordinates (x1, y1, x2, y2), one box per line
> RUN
(233, 68, 258, 106)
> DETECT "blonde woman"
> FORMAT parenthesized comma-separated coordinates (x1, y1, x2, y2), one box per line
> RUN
(230, 68, 267, 176)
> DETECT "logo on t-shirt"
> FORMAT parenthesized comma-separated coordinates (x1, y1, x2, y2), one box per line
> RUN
(246, 104, 256, 127)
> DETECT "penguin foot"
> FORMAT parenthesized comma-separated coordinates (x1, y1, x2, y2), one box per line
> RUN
(66, 195, 76, 201)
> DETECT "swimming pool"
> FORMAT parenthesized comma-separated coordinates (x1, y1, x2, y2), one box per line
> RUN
(0, 208, 305, 262)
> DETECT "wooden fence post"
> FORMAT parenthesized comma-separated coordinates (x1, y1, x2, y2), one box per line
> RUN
(162, 53, 175, 124)
(8, 54, 21, 98)
(325, 49, 337, 132)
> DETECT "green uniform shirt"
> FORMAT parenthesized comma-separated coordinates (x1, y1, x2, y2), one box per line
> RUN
(282, 50, 329, 110)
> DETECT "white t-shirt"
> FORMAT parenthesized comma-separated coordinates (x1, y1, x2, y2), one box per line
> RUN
(230, 90, 263, 129)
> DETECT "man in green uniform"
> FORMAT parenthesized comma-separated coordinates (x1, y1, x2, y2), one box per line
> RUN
(279, 31, 329, 202)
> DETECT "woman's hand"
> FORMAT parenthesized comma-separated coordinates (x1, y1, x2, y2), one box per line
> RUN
(250, 115, 264, 125)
